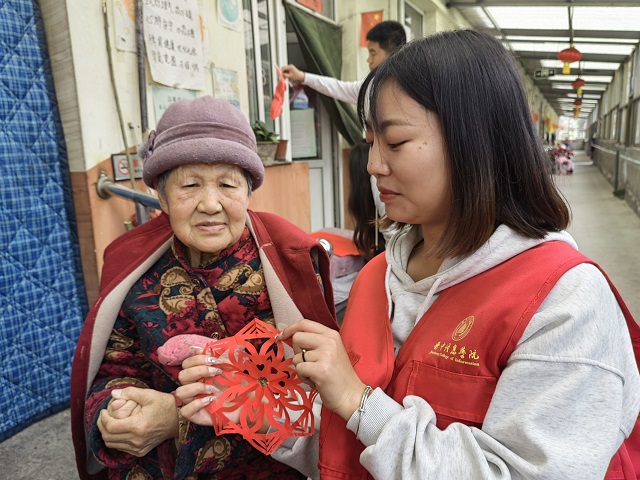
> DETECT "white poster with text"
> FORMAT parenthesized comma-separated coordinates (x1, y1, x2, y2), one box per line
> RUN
(143, 0, 205, 90)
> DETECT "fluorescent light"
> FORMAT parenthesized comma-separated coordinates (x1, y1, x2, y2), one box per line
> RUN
(572, 7, 640, 32)
(539, 60, 620, 71)
(487, 7, 568, 29)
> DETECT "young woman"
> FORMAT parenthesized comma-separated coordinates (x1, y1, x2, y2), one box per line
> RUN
(177, 30, 640, 479)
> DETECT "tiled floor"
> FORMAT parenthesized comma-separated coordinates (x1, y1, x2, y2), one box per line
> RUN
(1, 149, 638, 479)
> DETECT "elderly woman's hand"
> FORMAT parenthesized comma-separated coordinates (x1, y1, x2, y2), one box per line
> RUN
(176, 351, 270, 434)
(278, 320, 366, 422)
(175, 353, 226, 426)
(97, 387, 179, 457)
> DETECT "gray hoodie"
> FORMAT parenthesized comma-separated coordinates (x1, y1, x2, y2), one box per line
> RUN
(275, 225, 640, 479)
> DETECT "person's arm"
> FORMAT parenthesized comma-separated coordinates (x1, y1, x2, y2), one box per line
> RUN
(302, 73, 362, 105)
(282, 64, 362, 105)
(353, 264, 640, 478)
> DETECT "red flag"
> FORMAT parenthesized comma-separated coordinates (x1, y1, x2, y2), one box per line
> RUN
(270, 65, 286, 120)
(360, 11, 383, 47)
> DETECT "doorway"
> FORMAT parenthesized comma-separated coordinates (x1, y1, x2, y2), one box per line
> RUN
(285, 16, 339, 232)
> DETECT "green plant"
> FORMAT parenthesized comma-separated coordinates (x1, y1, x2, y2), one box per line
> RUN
(252, 121, 279, 144)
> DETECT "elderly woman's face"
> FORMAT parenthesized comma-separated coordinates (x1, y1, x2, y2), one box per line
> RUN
(159, 163, 250, 260)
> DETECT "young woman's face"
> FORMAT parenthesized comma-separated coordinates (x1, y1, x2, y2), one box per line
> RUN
(159, 163, 250, 258)
(367, 82, 451, 237)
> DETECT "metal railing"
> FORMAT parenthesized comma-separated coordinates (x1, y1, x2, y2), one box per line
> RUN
(96, 171, 160, 225)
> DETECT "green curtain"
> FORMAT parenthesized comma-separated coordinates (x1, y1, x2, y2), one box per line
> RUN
(285, 4, 362, 146)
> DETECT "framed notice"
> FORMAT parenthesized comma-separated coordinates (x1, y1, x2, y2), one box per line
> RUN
(112, 153, 142, 181)
(290, 109, 317, 158)
(152, 86, 198, 122)
(212, 67, 240, 108)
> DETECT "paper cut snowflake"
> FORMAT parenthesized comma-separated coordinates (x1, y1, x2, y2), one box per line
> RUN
(202, 319, 316, 455)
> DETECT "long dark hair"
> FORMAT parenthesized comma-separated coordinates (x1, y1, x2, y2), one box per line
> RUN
(348, 142, 384, 260)
(358, 29, 570, 259)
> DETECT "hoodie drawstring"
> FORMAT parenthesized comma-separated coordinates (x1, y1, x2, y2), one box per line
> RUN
(415, 276, 443, 323)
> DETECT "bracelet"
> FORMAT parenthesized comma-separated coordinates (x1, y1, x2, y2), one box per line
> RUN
(355, 385, 373, 440)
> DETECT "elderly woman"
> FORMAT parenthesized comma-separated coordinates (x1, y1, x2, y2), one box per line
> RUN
(70, 96, 337, 480)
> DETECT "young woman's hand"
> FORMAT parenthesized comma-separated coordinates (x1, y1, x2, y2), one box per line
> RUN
(278, 319, 367, 422)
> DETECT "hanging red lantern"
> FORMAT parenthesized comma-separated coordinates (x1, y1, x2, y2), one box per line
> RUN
(572, 78, 586, 96)
(557, 45, 582, 74)
(574, 98, 583, 106)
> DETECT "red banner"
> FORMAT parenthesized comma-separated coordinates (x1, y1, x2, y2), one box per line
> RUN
(361, 11, 383, 47)
(270, 65, 286, 120)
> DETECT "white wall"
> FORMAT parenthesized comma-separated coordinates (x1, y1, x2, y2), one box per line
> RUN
(40, 0, 556, 174)
(41, 0, 250, 174)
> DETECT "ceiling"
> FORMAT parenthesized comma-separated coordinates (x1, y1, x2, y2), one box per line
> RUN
(446, 1, 640, 120)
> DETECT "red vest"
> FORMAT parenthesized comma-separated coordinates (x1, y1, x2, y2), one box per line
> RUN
(319, 241, 640, 479)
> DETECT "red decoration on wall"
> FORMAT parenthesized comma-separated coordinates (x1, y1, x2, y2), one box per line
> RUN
(296, 0, 324, 13)
(202, 319, 316, 455)
(532, 112, 540, 123)
(360, 11, 383, 47)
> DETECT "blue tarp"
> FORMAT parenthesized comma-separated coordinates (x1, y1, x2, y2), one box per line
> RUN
(0, 0, 88, 441)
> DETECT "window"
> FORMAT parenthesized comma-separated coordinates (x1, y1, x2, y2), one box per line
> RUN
(619, 106, 628, 145)
(634, 100, 640, 145)
(243, 0, 276, 131)
(611, 108, 618, 141)
(401, 1, 423, 41)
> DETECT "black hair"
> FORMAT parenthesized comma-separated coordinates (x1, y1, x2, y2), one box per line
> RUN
(366, 21, 406, 55)
(358, 29, 570, 259)
(348, 141, 385, 260)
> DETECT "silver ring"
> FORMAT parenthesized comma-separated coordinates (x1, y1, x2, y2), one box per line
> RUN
(301, 348, 307, 362)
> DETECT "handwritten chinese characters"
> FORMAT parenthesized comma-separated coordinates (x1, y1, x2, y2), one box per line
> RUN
(143, 0, 205, 90)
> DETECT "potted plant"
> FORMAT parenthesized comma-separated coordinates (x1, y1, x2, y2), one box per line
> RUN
(252, 121, 279, 164)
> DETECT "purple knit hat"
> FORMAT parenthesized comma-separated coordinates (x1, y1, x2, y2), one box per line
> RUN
(142, 96, 264, 189)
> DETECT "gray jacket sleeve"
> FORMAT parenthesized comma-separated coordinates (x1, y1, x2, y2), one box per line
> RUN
(349, 264, 640, 479)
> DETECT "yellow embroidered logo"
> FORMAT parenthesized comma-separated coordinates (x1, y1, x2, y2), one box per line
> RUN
(452, 316, 474, 341)
(430, 316, 480, 367)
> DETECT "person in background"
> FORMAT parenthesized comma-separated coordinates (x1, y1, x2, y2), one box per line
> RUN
(281, 20, 406, 105)
(348, 141, 385, 260)
(176, 30, 639, 479)
(70, 96, 337, 480)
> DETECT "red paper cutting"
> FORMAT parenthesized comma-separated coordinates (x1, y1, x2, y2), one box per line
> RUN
(270, 66, 286, 120)
(201, 319, 316, 455)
